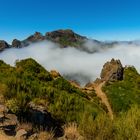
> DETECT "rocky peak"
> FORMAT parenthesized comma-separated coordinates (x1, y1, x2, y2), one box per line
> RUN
(46, 29, 75, 38)
(12, 39, 22, 48)
(26, 32, 45, 42)
(0, 40, 10, 51)
(100, 58, 124, 82)
(45, 29, 86, 47)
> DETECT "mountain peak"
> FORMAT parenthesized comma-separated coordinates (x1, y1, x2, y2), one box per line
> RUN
(0, 40, 10, 51)
(45, 29, 86, 47)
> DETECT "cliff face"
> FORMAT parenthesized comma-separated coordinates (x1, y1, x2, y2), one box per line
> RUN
(100, 59, 124, 82)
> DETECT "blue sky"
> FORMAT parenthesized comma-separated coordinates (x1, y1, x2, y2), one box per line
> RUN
(0, 0, 140, 42)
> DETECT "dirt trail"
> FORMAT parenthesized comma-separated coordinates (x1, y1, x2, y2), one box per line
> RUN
(94, 81, 113, 120)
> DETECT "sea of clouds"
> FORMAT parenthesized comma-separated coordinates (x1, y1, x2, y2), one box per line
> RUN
(0, 41, 140, 86)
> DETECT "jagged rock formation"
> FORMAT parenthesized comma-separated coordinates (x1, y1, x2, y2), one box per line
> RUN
(84, 59, 122, 119)
(100, 58, 124, 82)
(12, 39, 22, 48)
(0, 29, 88, 50)
(12, 32, 45, 48)
(26, 32, 45, 42)
(0, 29, 121, 53)
(83, 59, 124, 115)
(0, 40, 10, 51)
(85, 59, 124, 91)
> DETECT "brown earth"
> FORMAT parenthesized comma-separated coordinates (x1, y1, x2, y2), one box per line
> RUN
(93, 81, 113, 120)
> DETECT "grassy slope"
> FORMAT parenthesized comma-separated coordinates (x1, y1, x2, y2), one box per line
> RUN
(103, 66, 140, 113)
(0, 58, 103, 123)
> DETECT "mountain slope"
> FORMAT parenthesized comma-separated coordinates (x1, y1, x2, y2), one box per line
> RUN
(0, 58, 104, 124)
(0, 29, 112, 52)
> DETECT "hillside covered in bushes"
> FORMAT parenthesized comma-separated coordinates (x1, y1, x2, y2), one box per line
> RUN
(0, 58, 140, 140)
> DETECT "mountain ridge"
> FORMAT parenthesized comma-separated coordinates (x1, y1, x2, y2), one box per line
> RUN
(0, 29, 120, 52)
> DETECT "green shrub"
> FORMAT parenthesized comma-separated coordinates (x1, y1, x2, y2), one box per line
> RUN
(103, 66, 140, 113)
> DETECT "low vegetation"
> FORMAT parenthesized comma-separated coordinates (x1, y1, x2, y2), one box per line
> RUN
(0, 58, 103, 124)
(1, 59, 140, 139)
(103, 66, 140, 113)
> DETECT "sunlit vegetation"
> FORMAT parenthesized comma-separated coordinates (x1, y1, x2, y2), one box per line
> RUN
(0, 58, 103, 123)
(79, 105, 140, 140)
(1, 58, 140, 139)
(103, 66, 140, 113)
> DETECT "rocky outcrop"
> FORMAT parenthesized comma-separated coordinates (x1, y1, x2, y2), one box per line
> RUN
(0, 104, 18, 135)
(26, 32, 45, 43)
(27, 102, 63, 136)
(84, 59, 124, 93)
(0, 40, 10, 51)
(50, 70, 61, 79)
(12, 39, 22, 48)
(19, 32, 45, 47)
(100, 59, 124, 82)
(0, 29, 102, 52)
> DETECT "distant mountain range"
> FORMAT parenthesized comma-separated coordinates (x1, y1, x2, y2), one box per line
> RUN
(0, 29, 132, 53)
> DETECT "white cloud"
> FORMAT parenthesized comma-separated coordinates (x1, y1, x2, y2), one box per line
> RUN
(0, 41, 140, 86)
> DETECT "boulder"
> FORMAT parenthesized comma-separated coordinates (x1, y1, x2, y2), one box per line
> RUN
(27, 102, 55, 129)
(26, 102, 63, 137)
(0, 113, 18, 135)
(0, 104, 18, 135)
(100, 59, 124, 82)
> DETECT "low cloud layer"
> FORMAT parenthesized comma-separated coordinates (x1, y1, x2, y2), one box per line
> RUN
(0, 41, 140, 86)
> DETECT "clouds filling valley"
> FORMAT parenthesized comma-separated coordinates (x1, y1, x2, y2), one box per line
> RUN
(0, 41, 140, 86)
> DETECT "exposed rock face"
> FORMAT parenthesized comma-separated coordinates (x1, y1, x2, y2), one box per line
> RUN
(26, 32, 45, 42)
(12, 39, 22, 48)
(18, 32, 45, 47)
(0, 105, 18, 135)
(27, 102, 63, 136)
(0, 40, 10, 51)
(100, 59, 124, 82)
